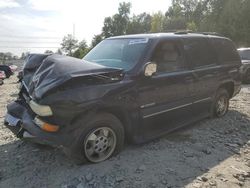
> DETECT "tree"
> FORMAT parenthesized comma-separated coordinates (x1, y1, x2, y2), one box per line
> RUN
(127, 13, 152, 34)
(186, 21, 197, 31)
(91, 34, 103, 48)
(20, 52, 30, 60)
(73, 40, 89, 58)
(61, 34, 78, 56)
(44, 50, 53, 54)
(150, 12, 165, 32)
(56, 49, 63, 55)
(102, 2, 131, 38)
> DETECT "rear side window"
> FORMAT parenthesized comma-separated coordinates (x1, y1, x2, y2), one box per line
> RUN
(183, 38, 217, 68)
(211, 38, 240, 63)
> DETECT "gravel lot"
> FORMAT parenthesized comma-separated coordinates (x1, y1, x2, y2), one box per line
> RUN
(0, 76, 250, 188)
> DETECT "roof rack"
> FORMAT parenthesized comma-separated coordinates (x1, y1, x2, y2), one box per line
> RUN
(174, 31, 222, 36)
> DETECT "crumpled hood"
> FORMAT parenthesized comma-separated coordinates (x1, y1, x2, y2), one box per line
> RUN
(22, 54, 123, 100)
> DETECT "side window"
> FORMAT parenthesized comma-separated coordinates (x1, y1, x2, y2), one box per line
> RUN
(184, 38, 217, 68)
(211, 39, 240, 63)
(151, 41, 185, 73)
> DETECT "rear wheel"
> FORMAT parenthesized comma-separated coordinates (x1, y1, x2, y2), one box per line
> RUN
(64, 113, 124, 164)
(212, 88, 229, 117)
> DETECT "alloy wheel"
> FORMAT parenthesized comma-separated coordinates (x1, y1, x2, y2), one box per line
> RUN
(216, 95, 228, 116)
(84, 127, 117, 163)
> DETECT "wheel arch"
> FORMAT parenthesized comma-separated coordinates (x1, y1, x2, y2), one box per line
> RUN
(218, 81, 234, 98)
(96, 106, 134, 143)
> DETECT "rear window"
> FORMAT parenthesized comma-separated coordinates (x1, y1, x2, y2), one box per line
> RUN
(211, 38, 240, 63)
(183, 38, 217, 68)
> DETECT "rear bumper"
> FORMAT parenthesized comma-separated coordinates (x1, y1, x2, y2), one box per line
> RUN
(4, 101, 66, 146)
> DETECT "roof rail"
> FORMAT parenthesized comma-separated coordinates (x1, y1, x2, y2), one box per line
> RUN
(174, 31, 222, 36)
(195, 32, 222, 36)
(174, 30, 192, 34)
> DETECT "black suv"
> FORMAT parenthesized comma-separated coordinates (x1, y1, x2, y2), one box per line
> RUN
(5, 33, 242, 163)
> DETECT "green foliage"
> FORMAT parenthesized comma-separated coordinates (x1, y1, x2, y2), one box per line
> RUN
(102, 2, 131, 38)
(61, 34, 78, 56)
(91, 34, 103, 49)
(127, 13, 152, 34)
(73, 40, 89, 59)
(150, 12, 165, 32)
(187, 21, 197, 31)
(58, 0, 250, 60)
(44, 50, 53, 54)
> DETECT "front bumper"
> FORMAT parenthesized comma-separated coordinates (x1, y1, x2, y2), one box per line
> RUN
(4, 101, 65, 146)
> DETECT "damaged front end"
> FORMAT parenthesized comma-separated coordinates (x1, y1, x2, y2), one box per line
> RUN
(4, 54, 124, 146)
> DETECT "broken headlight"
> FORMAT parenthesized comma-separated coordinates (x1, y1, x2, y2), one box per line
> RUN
(29, 100, 53, 116)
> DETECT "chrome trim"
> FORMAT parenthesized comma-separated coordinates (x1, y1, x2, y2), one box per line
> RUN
(228, 68, 238, 73)
(193, 97, 211, 104)
(143, 97, 211, 119)
(140, 103, 156, 109)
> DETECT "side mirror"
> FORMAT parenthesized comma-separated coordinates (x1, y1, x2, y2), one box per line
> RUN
(144, 62, 157, 77)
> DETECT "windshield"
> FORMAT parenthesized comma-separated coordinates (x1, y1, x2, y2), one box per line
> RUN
(238, 49, 250, 60)
(83, 38, 149, 71)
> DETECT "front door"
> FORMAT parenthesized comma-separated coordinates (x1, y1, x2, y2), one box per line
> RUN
(137, 39, 195, 139)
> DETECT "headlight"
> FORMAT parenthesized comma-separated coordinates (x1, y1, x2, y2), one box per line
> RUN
(29, 100, 53, 116)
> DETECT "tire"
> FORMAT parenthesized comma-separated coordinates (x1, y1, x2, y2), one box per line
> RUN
(64, 113, 124, 164)
(212, 88, 229, 118)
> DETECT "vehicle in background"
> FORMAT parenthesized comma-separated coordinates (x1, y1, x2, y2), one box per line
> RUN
(9, 65, 18, 73)
(4, 32, 242, 164)
(238, 48, 250, 83)
(0, 65, 13, 78)
(0, 70, 6, 80)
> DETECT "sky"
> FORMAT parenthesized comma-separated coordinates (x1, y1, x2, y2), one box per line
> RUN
(0, 0, 171, 56)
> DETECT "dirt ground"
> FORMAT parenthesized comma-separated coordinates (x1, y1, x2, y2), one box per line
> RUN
(0, 76, 250, 188)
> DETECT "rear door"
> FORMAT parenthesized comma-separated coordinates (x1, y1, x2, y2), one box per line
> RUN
(183, 37, 219, 116)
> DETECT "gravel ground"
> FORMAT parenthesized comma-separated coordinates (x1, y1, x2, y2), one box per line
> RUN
(0, 76, 250, 188)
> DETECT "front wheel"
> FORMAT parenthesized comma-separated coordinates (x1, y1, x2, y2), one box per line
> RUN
(212, 88, 229, 118)
(64, 113, 124, 164)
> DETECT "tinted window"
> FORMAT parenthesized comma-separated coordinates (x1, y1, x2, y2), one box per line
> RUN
(238, 49, 250, 60)
(211, 38, 240, 63)
(151, 41, 185, 73)
(184, 38, 217, 68)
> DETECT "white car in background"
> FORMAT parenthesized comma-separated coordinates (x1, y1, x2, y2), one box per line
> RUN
(238, 48, 250, 83)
